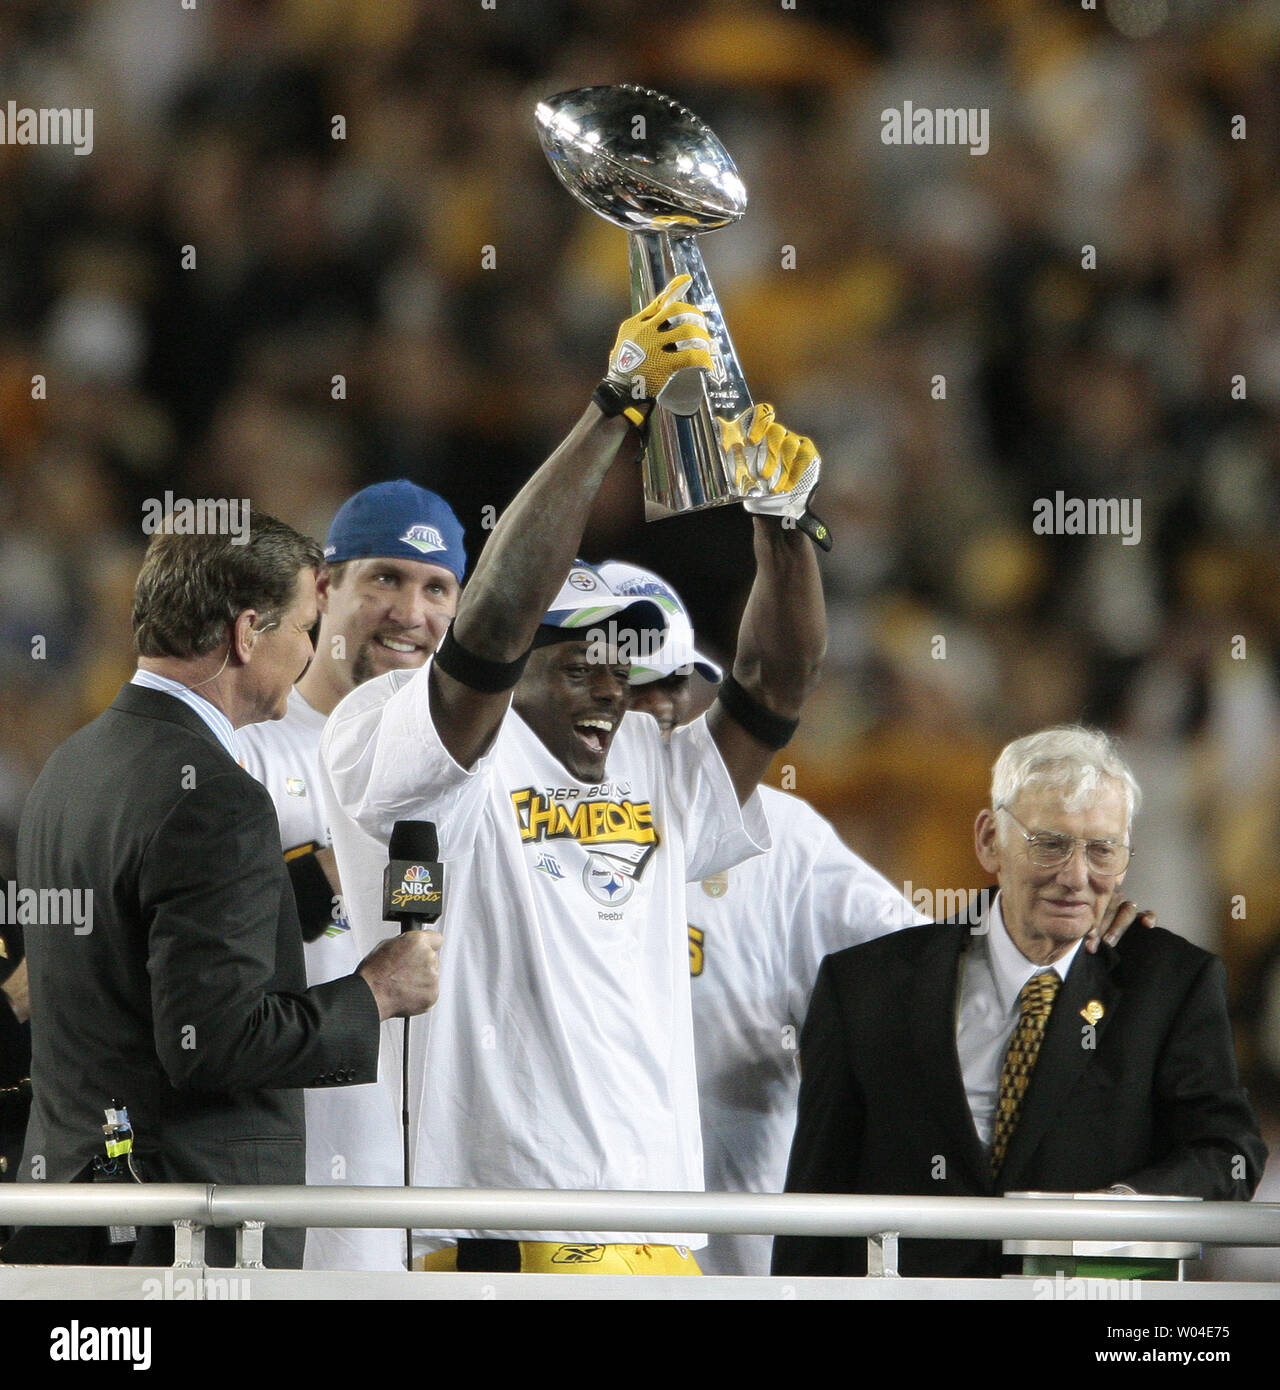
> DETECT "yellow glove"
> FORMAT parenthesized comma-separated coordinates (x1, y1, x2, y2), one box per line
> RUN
(720, 404, 832, 550)
(607, 275, 713, 403)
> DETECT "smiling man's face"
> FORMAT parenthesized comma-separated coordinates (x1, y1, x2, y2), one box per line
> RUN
(321, 556, 460, 688)
(974, 779, 1130, 964)
(513, 641, 630, 782)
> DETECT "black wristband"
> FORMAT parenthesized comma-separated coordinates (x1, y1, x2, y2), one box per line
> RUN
(435, 625, 530, 694)
(592, 378, 651, 431)
(285, 845, 336, 944)
(716, 674, 799, 750)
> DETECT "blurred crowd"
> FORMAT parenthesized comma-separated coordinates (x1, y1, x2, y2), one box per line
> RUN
(0, 0, 1278, 1099)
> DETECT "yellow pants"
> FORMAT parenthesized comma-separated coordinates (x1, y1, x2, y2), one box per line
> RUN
(415, 1242, 701, 1275)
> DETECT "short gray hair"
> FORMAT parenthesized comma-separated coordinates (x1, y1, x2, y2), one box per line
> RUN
(991, 725, 1141, 829)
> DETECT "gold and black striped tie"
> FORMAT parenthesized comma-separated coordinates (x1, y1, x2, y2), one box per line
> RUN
(990, 972, 1061, 1177)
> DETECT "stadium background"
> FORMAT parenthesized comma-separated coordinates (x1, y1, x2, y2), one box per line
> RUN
(0, 0, 1276, 1267)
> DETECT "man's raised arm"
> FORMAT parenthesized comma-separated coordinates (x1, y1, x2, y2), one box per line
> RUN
(430, 276, 712, 767)
(708, 405, 827, 803)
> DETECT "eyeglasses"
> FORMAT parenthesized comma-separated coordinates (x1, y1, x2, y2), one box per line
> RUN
(996, 805, 1132, 875)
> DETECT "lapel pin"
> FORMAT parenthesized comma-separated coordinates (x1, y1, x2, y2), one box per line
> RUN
(1080, 1000, 1104, 1024)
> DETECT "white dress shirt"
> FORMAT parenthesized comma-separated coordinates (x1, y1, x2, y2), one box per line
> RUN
(130, 668, 238, 762)
(955, 893, 1082, 1149)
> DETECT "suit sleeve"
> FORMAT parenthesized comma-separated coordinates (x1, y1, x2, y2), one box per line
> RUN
(1118, 954, 1267, 1199)
(772, 956, 866, 1276)
(140, 771, 380, 1091)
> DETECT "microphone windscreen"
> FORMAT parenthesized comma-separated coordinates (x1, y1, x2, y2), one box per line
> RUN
(389, 820, 438, 861)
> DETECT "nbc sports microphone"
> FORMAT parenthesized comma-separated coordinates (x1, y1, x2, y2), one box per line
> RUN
(383, 820, 444, 932)
(385, 821, 444, 1261)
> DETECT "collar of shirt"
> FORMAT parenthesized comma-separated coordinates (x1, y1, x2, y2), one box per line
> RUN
(984, 891, 1083, 1018)
(131, 668, 239, 763)
(287, 685, 329, 729)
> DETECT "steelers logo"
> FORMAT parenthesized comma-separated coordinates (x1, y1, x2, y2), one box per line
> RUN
(583, 853, 635, 906)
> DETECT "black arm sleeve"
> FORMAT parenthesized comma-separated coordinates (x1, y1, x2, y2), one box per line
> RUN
(286, 848, 336, 944)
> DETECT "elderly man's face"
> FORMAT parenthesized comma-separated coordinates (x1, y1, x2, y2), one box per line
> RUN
(974, 779, 1129, 963)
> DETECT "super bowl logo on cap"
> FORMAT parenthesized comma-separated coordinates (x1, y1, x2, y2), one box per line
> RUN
(401, 524, 446, 555)
(610, 574, 675, 604)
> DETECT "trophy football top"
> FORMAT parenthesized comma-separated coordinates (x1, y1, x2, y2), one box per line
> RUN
(535, 84, 747, 234)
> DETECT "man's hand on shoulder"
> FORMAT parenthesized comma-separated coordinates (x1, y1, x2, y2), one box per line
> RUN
(1086, 897, 1157, 953)
(357, 931, 443, 1020)
(2, 959, 29, 1026)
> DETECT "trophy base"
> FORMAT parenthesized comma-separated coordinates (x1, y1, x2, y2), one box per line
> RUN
(644, 493, 743, 523)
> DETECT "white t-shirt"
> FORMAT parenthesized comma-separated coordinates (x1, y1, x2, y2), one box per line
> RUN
(237, 688, 406, 1271)
(321, 658, 769, 1248)
(689, 786, 926, 1275)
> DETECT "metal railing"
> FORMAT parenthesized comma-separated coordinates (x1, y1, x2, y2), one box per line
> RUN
(1, 1185, 1276, 1274)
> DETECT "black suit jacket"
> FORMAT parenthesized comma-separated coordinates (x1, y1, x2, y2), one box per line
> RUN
(773, 908, 1267, 1278)
(16, 684, 380, 1266)
(0, 927, 30, 1196)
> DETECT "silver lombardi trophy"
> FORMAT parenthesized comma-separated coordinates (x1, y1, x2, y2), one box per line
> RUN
(536, 84, 752, 519)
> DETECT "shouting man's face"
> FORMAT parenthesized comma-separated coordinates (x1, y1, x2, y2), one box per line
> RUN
(514, 641, 630, 782)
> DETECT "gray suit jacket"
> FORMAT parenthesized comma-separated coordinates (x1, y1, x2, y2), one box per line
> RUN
(17, 684, 380, 1266)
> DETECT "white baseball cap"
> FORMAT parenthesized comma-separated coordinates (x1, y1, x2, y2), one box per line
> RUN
(595, 560, 723, 685)
(535, 560, 669, 656)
